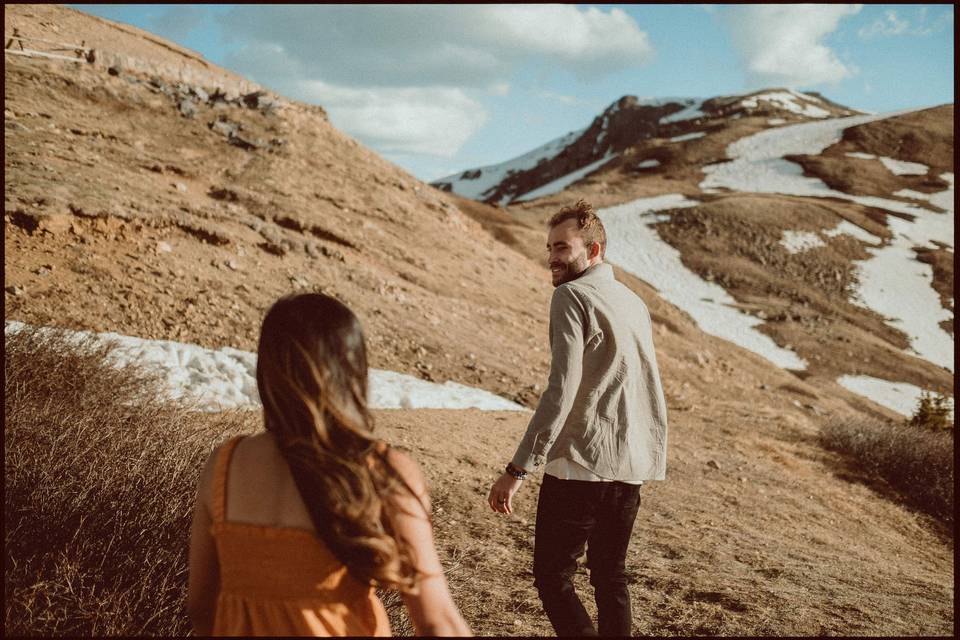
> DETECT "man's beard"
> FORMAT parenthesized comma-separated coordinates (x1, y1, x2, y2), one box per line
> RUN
(550, 257, 589, 287)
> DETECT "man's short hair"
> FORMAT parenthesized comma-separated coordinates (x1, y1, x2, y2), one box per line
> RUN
(548, 199, 606, 257)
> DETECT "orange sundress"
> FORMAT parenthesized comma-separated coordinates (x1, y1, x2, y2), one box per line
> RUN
(210, 436, 392, 636)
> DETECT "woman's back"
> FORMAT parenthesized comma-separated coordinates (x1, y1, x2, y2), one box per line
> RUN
(188, 293, 470, 637)
(206, 435, 391, 636)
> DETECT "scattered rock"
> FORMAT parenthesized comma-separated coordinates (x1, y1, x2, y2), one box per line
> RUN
(209, 118, 241, 138)
(107, 65, 120, 76)
(706, 459, 721, 470)
(156, 241, 173, 253)
(259, 241, 288, 256)
(178, 98, 197, 118)
(242, 90, 278, 114)
(208, 186, 240, 201)
(5, 121, 30, 132)
(173, 182, 188, 193)
(226, 259, 240, 271)
(804, 403, 826, 416)
(229, 135, 265, 151)
(289, 275, 310, 289)
(32, 212, 73, 235)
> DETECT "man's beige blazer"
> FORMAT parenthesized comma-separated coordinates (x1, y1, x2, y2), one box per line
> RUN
(511, 262, 668, 481)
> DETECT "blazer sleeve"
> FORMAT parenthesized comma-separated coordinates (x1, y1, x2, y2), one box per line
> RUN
(511, 285, 586, 471)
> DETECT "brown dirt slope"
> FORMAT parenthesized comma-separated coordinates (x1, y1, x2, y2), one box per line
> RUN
(375, 407, 952, 636)
(4, 5, 555, 407)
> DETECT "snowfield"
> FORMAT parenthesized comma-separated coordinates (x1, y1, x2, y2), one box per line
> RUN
(513, 151, 618, 203)
(4, 321, 528, 413)
(668, 131, 706, 143)
(837, 375, 954, 420)
(434, 128, 584, 203)
(740, 90, 831, 118)
(700, 108, 954, 373)
(598, 195, 809, 370)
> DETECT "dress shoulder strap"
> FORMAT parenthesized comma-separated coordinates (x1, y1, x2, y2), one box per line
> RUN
(212, 435, 245, 524)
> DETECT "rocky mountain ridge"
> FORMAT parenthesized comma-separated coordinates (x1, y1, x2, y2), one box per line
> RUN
(433, 89, 860, 205)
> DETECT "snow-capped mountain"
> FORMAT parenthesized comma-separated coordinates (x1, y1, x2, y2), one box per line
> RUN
(432, 89, 860, 205)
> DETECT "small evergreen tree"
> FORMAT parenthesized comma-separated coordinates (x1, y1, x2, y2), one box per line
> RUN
(907, 391, 953, 431)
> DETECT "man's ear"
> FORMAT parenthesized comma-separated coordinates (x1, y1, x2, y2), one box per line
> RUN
(589, 242, 601, 260)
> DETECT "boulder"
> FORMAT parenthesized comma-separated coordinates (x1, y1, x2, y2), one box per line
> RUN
(178, 98, 197, 118)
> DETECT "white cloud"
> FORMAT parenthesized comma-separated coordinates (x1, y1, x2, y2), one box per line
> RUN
(858, 7, 953, 38)
(858, 10, 909, 38)
(722, 5, 862, 87)
(300, 82, 488, 157)
(225, 43, 486, 157)
(219, 5, 652, 159)
(222, 5, 653, 87)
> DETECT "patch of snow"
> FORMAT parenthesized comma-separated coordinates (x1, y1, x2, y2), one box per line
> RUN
(822, 220, 881, 244)
(791, 89, 823, 103)
(598, 195, 808, 370)
(837, 375, 954, 420)
(740, 91, 831, 118)
(700, 108, 953, 372)
(660, 99, 706, 124)
(893, 188, 943, 210)
(767, 118, 786, 125)
(669, 131, 706, 143)
(513, 151, 617, 203)
(780, 230, 826, 254)
(931, 173, 954, 210)
(636, 159, 661, 169)
(3, 321, 528, 412)
(434, 127, 585, 200)
(845, 152, 877, 160)
(879, 156, 928, 176)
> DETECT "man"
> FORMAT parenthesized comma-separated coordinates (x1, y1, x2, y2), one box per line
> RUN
(487, 199, 668, 637)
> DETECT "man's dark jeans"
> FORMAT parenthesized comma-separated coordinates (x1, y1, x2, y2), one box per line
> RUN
(533, 473, 642, 637)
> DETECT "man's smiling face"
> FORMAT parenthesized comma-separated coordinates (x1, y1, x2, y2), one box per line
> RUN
(547, 219, 592, 287)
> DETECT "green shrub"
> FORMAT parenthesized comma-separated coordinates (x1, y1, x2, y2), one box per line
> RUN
(907, 391, 954, 431)
(4, 325, 256, 635)
(820, 415, 953, 526)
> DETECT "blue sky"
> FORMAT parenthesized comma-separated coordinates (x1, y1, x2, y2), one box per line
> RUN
(68, 4, 954, 182)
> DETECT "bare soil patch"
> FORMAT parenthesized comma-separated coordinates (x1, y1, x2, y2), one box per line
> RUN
(786, 105, 954, 204)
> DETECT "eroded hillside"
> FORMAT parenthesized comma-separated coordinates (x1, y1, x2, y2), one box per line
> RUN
(4, 5, 558, 407)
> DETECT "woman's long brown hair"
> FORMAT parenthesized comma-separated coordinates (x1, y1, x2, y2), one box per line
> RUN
(255, 293, 422, 591)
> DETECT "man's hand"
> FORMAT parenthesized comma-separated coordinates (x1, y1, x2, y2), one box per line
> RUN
(487, 471, 524, 514)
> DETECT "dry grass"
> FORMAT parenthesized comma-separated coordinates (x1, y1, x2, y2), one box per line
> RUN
(820, 416, 954, 526)
(4, 325, 256, 635)
(3, 326, 480, 637)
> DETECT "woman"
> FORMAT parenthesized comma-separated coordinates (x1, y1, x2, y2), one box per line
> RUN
(187, 293, 471, 636)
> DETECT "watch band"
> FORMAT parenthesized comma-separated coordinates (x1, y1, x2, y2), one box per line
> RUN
(505, 462, 528, 480)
